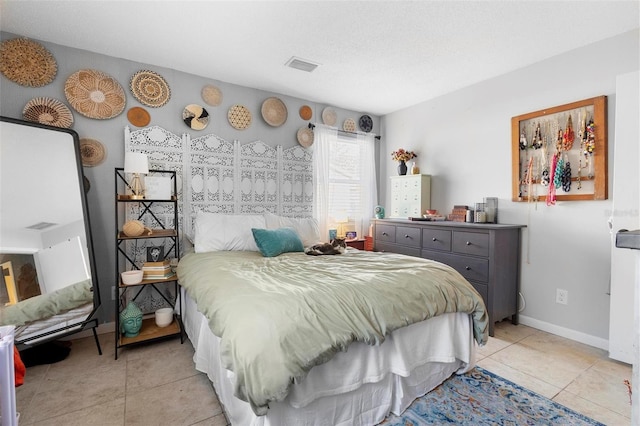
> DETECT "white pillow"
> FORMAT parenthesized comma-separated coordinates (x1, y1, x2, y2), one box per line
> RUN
(264, 212, 320, 247)
(194, 212, 266, 253)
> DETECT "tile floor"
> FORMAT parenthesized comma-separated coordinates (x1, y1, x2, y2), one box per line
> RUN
(12, 320, 632, 425)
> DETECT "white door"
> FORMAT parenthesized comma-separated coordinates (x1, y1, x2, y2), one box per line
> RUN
(608, 71, 639, 363)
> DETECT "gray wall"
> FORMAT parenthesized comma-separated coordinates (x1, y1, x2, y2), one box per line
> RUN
(380, 29, 639, 348)
(0, 31, 380, 323)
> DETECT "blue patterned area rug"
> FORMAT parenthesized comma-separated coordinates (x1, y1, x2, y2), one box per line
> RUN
(381, 367, 604, 425)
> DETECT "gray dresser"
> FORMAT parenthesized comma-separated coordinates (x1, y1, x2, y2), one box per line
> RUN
(372, 219, 525, 336)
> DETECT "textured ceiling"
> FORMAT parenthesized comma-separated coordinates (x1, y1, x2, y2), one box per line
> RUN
(1, 1, 638, 115)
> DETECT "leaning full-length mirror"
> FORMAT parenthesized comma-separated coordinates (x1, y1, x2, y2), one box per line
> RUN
(0, 116, 101, 352)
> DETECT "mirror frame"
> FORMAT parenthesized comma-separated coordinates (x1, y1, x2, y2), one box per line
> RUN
(0, 116, 101, 349)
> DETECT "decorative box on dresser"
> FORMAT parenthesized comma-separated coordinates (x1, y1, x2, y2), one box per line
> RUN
(372, 219, 525, 336)
(389, 174, 431, 218)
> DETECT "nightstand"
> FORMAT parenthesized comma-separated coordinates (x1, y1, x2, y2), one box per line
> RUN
(346, 239, 365, 250)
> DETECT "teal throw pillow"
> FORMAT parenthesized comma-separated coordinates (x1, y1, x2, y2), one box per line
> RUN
(251, 227, 304, 257)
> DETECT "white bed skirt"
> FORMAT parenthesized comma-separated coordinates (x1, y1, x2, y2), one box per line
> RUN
(181, 290, 476, 426)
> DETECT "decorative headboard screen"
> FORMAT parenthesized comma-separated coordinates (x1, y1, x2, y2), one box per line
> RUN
(125, 125, 313, 241)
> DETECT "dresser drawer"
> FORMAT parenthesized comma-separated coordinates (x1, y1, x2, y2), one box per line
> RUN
(421, 250, 489, 283)
(422, 229, 451, 251)
(395, 226, 421, 248)
(376, 224, 396, 243)
(376, 242, 421, 257)
(469, 281, 488, 304)
(452, 231, 489, 257)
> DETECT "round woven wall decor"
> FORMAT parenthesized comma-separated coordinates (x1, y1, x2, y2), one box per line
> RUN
(22, 97, 74, 128)
(79, 138, 106, 167)
(130, 70, 171, 107)
(127, 106, 151, 127)
(343, 118, 356, 132)
(299, 105, 312, 121)
(228, 104, 251, 130)
(64, 69, 126, 119)
(201, 85, 223, 106)
(0, 38, 57, 87)
(296, 127, 314, 148)
(322, 107, 336, 126)
(261, 97, 287, 127)
(183, 104, 209, 130)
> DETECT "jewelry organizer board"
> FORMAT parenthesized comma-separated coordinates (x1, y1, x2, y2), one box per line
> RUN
(511, 96, 607, 203)
(124, 125, 313, 311)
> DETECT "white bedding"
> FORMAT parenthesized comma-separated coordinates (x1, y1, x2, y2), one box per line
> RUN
(181, 289, 476, 426)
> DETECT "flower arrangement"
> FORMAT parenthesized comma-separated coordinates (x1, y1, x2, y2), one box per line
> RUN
(391, 148, 417, 162)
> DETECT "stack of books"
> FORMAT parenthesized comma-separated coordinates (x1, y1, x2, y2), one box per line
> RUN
(447, 205, 469, 222)
(142, 259, 175, 280)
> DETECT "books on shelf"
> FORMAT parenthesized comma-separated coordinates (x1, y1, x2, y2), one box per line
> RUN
(142, 259, 175, 280)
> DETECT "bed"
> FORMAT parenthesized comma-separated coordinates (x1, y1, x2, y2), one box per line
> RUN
(176, 212, 488, 425)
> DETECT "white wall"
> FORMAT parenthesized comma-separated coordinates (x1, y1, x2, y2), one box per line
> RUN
(380, 29, 639, 346)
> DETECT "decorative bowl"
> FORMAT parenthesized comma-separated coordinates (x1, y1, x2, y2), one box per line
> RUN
(155, 308, 173, 328)
(425, 209, 438, 215)
(121, 270, 143, 285)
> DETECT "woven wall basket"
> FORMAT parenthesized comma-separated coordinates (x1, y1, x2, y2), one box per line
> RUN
(261, 97, 287, 127)
(0, 38, 57, 87)
(228, 104, 251, 130)
(79, 138, 106, 167)
(64, 69, 126, 119)
(130, 70, 171, 108)
(22, 97, 73, 128)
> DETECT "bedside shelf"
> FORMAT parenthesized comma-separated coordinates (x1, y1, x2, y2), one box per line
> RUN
(118, 316, 181, 346)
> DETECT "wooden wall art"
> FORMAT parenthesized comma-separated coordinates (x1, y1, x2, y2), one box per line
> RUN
(511, 96, 607, 203)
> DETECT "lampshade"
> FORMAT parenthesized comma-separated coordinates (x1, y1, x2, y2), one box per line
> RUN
(124, 152, 149, 174)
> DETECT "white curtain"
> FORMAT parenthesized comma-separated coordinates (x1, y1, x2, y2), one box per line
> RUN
(356, 131, 378, 239)
(312, 125, 336, 240)
(312, 124, 378, 241)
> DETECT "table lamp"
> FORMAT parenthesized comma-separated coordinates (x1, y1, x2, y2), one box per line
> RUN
(124, 152, 149, 199)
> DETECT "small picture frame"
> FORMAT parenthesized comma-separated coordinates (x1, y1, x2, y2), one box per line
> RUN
(144, 176, 172, 200)
(346, 231, 357, 240)
(328, 229, 337, 240)
(146, 246, 164, 262)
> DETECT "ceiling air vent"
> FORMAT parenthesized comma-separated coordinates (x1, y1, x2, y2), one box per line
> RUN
(285, 56, 320, 73)
(26, 222, 57, 230)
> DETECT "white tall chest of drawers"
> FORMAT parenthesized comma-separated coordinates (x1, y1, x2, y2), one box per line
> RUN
(389, 174, 431, 218)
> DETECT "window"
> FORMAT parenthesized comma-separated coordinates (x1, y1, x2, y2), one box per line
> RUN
(313, 126, 377, 241)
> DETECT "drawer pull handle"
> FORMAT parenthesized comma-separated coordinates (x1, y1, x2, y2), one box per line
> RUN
(382, 232, 388, 236)
(432, 237, 437, 241)
(465, 266, 471, 270)
(404, 234, 410, 239)
(466, 241, 471, 245)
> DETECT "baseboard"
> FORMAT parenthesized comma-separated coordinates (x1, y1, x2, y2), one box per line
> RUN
(518, 315, 609, 351)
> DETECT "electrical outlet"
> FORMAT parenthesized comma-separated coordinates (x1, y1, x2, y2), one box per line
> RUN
(556, 288, 568, 305)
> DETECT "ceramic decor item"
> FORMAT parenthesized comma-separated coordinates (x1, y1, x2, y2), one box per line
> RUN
(0, 38, 57, 87)
(22, 97, 74, 128)
(64, 69, 126, 119)
(130, 70, 171, 108)
(119, 301, 143, 337)
(261, 97, 287, 127)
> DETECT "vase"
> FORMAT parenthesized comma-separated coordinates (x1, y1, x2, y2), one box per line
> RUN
(411, 162, 420, 174)
(397, 160, 408, 175)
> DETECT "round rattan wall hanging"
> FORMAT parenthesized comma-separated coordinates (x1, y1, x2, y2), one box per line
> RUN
(183, 104, 209, 130)
(343, 118, 356, 132)
(299, 105, 312, 121)
(0, 38, 57, 87)
(64, 69, 126, 119)
(130, 70, 171, 108)
(296, 127, 314, 148)
(322, 107, 337, 126)
(201, 85, 223, 106)
(79, 138, 106, 167)
(359, 114, 373, 133)
(261, 97, 287, 127)
(127, 107, 151, 127)
(22, 97, 74, 128)
(228, 104, 251, 130)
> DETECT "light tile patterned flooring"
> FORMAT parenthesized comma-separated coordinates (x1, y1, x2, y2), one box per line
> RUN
(13, 320, 632, 425)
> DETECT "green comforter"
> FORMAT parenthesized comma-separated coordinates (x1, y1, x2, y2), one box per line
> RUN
(177, 250, 488, 415)
(0, 279, 93, 326)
